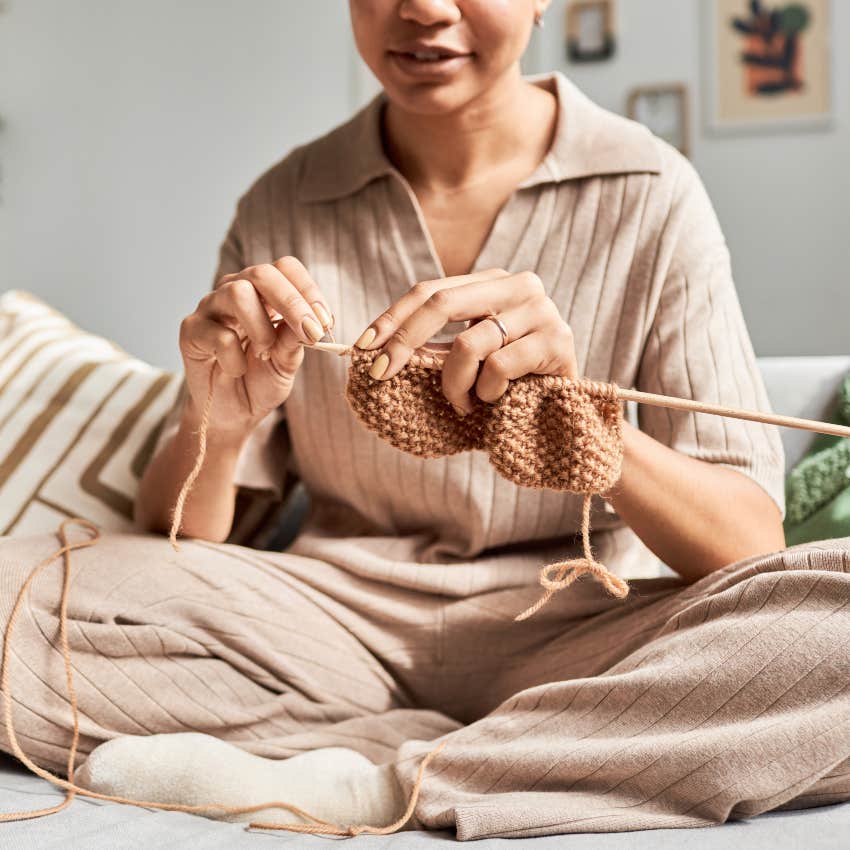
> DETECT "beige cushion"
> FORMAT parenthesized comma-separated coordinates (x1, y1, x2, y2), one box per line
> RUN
(0, 289, 182, 536)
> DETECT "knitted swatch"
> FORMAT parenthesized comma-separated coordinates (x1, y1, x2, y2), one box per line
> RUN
(344, 347, 630, 613)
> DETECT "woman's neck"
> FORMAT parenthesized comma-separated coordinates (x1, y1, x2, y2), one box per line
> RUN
(382, 67, 558, 195)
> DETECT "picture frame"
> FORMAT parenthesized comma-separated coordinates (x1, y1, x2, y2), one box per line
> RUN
(627, 84, 691, 158)
(566, 0, 616, 63)
(704, 0, 835, 134)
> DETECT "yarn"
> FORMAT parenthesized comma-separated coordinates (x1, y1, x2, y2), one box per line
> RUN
(345, 347, 624, 495)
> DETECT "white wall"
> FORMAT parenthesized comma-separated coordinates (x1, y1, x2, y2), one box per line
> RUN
(1, 1, 847, 369)
(0, 0, 357, 370)
(527, 0, 850, 356)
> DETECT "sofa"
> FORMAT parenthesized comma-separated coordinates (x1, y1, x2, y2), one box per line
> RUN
(0, 289, 847, 847)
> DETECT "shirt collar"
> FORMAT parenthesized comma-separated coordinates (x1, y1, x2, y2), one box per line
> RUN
(298, 71, 662, 204)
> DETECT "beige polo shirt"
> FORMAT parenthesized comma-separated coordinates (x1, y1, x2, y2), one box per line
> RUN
(155, 71, 785, 588)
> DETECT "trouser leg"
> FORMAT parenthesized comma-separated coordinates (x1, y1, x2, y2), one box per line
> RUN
(393, 540, 850, 839)
(0, 529, 456, 775)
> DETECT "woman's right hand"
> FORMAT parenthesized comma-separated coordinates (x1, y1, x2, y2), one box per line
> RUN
(179, 256, 334, 434)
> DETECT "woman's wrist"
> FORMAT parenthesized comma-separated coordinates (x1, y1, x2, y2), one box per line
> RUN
(179, 397, 256, 453)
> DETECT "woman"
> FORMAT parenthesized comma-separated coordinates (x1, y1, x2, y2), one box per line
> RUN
(4, 0, 849, 839)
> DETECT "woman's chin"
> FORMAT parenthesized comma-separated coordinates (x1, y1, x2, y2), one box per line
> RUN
(379, 75, 484, 117)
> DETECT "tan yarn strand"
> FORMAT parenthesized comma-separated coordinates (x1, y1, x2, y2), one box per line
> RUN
(168, 360, 216, 550)
(514, 494, 629, 622)
(0, 519, 445, 831)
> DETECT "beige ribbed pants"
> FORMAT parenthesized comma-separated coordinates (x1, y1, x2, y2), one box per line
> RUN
(1, 529, 848, 840)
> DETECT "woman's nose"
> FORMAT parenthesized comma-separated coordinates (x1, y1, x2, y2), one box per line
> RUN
(398, 0, 462, 27)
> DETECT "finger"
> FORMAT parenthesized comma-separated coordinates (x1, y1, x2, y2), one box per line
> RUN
(475, 327, 578, 403)
(264, 317, 305, 380)
(355, 269, 511, 351)
(180, 315, 247, 378)
(270, 256, 335, 332)
(219, 262, 323, 346)
(373, 271, 544, 382)
(203, 279, 278, 358)
(441, 303, 544, 413)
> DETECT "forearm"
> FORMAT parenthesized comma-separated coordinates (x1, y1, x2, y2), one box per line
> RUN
(134, 400, 251, 543)
(602, 421, 785, 582)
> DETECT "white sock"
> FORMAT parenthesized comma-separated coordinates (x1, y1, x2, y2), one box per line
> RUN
(74, 732, 408, 828)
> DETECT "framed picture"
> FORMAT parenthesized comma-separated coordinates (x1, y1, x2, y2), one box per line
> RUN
(627, 84, 691, 157)
(704, 0, 835, 133)
(566, 0, 616, 63)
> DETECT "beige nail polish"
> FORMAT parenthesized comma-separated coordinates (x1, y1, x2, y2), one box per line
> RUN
(312, 301, 332, 329)
(355, 327, 377, 349)
(369, 352, 389, 380)
(302, 315, 324, 343)
(452, 404, 467, 418)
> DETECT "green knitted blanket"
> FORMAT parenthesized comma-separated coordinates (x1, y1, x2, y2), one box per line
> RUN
(784, 370, 850, 544)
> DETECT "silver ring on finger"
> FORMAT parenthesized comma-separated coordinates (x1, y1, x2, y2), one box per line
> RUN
(483, 314, 509, 349)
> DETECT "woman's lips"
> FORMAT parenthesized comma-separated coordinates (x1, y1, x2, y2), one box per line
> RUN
(388, 50, 473, 78)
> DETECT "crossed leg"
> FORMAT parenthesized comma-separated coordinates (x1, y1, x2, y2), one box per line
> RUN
(391, 540, 850, 839)
(0, 528, 457, 826)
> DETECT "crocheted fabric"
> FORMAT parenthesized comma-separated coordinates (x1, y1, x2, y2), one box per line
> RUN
(344, 347, 625, 496)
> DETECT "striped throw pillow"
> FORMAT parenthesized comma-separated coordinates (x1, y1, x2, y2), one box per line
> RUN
(0, 290, 300, 546)
(0, 289, 183, 536)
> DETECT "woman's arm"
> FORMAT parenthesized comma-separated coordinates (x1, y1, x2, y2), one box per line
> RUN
(134, 252, 326, 544)
(601, 421, 784, 583)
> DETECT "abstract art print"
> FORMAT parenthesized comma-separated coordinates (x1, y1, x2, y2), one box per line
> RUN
(705, 0, 834, 133)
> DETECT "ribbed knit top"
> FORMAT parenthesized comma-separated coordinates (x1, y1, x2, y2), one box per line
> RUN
(155, 71, 785, 592)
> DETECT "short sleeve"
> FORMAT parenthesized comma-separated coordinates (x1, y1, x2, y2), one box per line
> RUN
(149, 203, 293, 501)
(636, 158, 786, 518)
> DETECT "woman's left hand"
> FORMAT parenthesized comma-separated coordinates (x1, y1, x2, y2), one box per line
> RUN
(353, 269, 578, 416)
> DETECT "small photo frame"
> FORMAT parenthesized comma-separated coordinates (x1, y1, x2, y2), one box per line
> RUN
(627, 84, 691, 157)
(704, 0, 835, 134)
(566, 0, 616, 63)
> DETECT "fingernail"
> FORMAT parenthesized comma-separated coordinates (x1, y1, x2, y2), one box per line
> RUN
(369, 352, 389, 380)
(260, 350, 271, 361)
(452, 404, 467, 418)
(355, 327, 377, 349)
(312, 301, 332, 330)
(302, 315, 324, 343)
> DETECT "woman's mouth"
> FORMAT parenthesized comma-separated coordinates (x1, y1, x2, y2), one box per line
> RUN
(387, 48, 473, 78)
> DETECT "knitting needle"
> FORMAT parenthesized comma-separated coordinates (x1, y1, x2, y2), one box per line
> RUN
(312, 341, 352, 354)
(309, 341, 850, 440)
(616, 389, 850, 440)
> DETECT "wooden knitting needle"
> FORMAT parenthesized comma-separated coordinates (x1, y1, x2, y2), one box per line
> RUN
(309, 341, 850, 440)
(616, 388, 850, 440)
